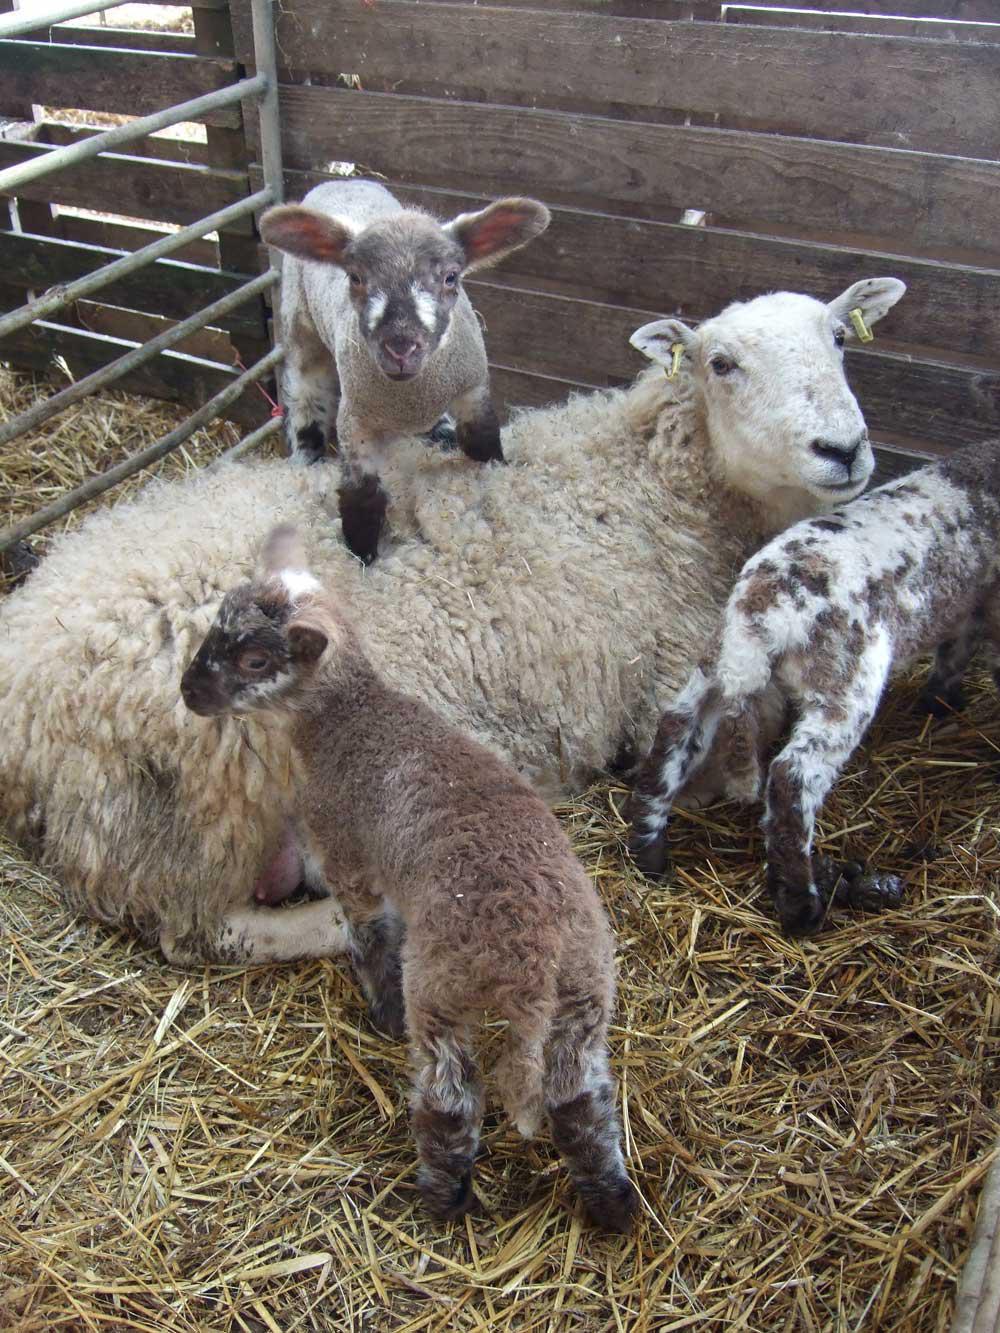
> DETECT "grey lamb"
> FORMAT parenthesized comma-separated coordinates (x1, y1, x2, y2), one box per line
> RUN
(260, 180, 550, 564)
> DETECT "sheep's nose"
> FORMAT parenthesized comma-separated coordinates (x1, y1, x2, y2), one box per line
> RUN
(382, 336, 419, 366)
(811, 434, 863, 469)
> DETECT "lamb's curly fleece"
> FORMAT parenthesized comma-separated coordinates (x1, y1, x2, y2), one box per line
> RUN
(0, 370, 787, 952)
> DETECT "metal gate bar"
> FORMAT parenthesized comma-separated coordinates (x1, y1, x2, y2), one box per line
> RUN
(0, 0, 284, 557)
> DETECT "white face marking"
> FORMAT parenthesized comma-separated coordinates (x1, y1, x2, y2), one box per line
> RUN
(365, 291, 387, 331)
(410, 282, 438, 333)
(281, 569, 321, 600)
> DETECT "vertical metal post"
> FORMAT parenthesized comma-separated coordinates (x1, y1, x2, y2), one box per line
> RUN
(250, 0, 284, 209)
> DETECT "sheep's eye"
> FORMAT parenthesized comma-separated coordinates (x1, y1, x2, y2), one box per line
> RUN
(348, 272, 363, 287)
(709, 354, 736, 377)
(238, 650, 271, 674)
(444, 271, 459, 288)
(833, 327, 846, 347)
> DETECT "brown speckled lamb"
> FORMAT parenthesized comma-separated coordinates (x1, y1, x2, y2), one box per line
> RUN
(181, 526, 637, 1231)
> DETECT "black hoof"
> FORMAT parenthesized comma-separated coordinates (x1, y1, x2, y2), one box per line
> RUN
(421, 1169, 477, 1222)
(339, 474, 388, 566)
(0, 540, 40, 588)
(627, 831, 671, 881)
(581, 1176, 640, 1234)
(424, 416, 457, 449)
(918, 685, 966, 718)
(293, 421, 327, 465)
(369, 990, 406, 1041)
(774, 887, 825, 938)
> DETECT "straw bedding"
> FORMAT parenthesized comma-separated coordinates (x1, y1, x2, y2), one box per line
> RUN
(1, 367, 999, 1330)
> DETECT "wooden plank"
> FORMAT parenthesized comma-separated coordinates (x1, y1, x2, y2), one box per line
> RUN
(77, 300, 235, 364)
(56, 212, 219, 268)
(725, 7, 1000, 42)
(469, 281, 999, 449)
(0, 42, 242, 128)
(0, 319, 267, 428)
(41, 122, 213, 167)
(264, 168, 1000, 362)
(264, 93, 1000, 260)
(802, 0, 999, 18)
(51, 24, 198, 54)
(0, 230, 261, 332)
(0, 142, 248, 229)
(235, 2, 1000, 159)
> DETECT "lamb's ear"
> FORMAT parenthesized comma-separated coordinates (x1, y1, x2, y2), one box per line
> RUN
(258, 524, 308, 578)
(288, 621, 329, 665)
(827, 277, 906, 334)
(629, 318, 697, 367)
(259, 205, 354, 264)
(444, 198, 550, 274)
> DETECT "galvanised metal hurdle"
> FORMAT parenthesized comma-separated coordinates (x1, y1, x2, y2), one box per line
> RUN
(0, 0, 284, 555)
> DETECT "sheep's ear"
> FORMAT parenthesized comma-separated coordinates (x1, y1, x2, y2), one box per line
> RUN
(288, 621, 329, 665)
(258, 524, 308, 578)
(445, 198, 550, 274)
(629, 318, 697, 366)
(259, 205, 354, 264)
(827, 277, 906, 335)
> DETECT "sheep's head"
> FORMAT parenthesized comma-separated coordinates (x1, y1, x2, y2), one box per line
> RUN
(180, 527, 337, 719)
(630, 278, 906, 524)
(260, 196, 550, 382)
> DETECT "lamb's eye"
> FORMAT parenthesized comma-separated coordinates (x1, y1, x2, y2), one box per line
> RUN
(239, 650, 271, 674)
(444, 271, 459, 288)
(348, 272, 363, 287)
(833, 327, 846, 347)
(709, 354, 736, 377)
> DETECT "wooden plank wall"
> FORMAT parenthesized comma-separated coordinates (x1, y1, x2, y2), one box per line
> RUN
(0, 0, 269, 427)
(227, 0, 999, 465)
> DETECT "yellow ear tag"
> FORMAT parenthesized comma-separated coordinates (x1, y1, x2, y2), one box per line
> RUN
(666, 342, 684, 379)
(849, 307, 874, 343)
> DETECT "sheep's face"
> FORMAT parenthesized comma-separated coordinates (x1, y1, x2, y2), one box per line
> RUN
(697, 293, 873, 507)
(180, 578, 327, 719)
(339, 215, 468, 382)
(630, 278, 906, 527)
(260, 196, 550, 383)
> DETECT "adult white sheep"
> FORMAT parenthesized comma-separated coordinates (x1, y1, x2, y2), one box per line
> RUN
(0, 277, 904, 964)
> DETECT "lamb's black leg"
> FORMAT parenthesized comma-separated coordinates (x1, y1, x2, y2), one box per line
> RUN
(452, 387, 504, 464)
(338, 471, 388, 566)
(348, 910, 406, 1039)
(919, 618, 981, 716)
(626, 675, 720, 880)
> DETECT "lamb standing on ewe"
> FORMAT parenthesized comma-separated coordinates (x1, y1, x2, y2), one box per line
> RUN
(0, 277, 905, 964)
(626, 437, 1000, 937)
(260, 181, 550, 564)
(181, 526, 638, 1231)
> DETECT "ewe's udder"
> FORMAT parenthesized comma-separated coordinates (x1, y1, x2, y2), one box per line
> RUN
(253, 828, 303, 905)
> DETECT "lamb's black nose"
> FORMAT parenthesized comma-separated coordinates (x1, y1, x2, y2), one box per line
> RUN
(811, 432, 865, 471)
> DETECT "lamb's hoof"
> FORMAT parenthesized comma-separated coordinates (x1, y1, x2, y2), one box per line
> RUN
(292, 421, 327, 465)
(369, 991, 406, 1041)
(627, 831, 671, 881)
(774, 886, 825, 939)
(424, 416, 457, 449)
(1, 540, 40, 588)
(420, 1169, 477, 1222)
(580, 1176, 640, 1234)
(918, 685, 965, 718)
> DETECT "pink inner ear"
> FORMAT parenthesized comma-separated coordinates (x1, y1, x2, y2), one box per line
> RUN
(266, 211, 347, 263)
(463, 207, 533, 261)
